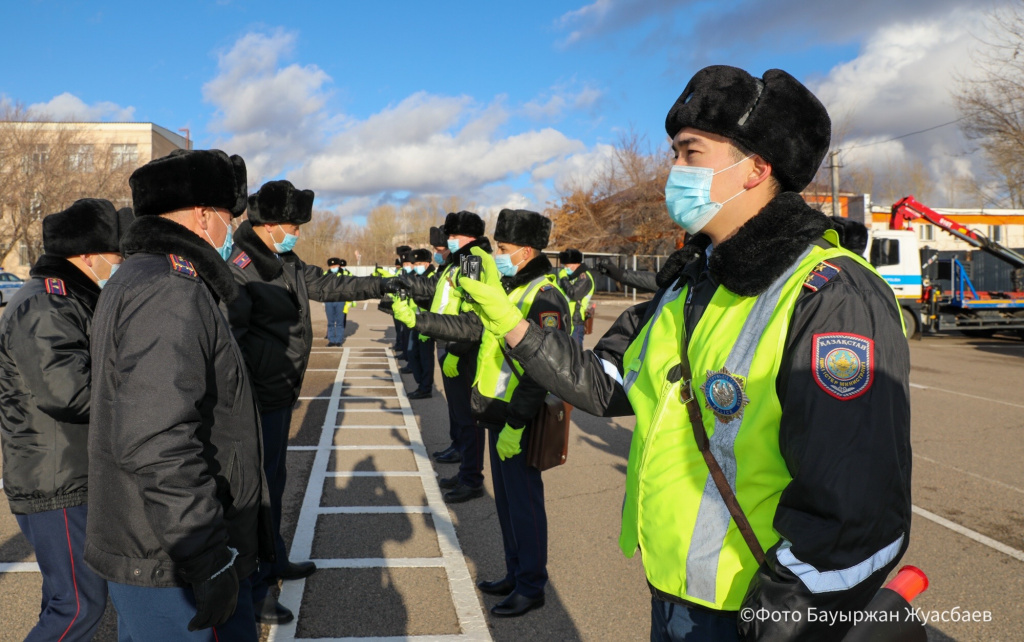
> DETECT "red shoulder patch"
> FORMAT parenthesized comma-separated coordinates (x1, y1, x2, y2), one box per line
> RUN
(44, 278, 67, 296)
(233, 252, 252, 269)
(168, 254, 198, 278)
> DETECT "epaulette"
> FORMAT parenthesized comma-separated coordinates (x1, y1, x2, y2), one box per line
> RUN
(540, 285, 552, 292)
(232, 252, 252, 269)
(168, 254, 199, 278)
(44, 278, 67, 296)
(803, 260, 841, 292)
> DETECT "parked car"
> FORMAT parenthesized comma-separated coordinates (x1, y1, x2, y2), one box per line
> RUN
(0, 272, 25, 306)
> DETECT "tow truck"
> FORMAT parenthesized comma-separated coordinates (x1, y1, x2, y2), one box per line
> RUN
(869, 196, 1024, 338)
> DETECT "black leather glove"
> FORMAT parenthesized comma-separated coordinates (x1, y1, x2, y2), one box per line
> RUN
(382, 276, 408, 295)
(597, 260, 624, 280)
(187, 564, 239, 631)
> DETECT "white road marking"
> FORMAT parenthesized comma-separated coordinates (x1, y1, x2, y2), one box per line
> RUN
(914, 453, 1024, 495)
(909, 382, 1024, 409)
(913, 505, 1024, 563)
(0, 562, 39, 572)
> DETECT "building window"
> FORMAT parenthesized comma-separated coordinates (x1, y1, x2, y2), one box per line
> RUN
(17, 242, 28, 266)
(24, 144, 49, 171)
(918, 224, 935, 241)
(69, 144, 94, 172)
(988, 225, 1003, 243)
(111, 143, 139, 169)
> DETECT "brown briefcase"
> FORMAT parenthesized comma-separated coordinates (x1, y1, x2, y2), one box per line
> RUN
(526, 394, 572, 471)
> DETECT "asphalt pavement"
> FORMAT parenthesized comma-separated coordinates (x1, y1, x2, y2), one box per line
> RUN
(0, 295, 1021, 641)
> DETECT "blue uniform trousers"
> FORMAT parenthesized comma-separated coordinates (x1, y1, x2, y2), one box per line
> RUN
(251, 406, 292, 603)
(408, 334, 435, 393)
(439, 348, 484, 488)
(650, 598, 740, 642)
(108, 577, 257, 641)
(15, 505, 107, 641)
(487, 427, 548, 599)
(325, 301, 346, 345)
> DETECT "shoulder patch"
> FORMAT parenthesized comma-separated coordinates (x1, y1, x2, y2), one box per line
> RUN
(540, 285, 552, 292)
(232, 252, 252, 269)
(813, 333, 873, 400)
(44, 278, 67, 296)
(803, 260, 841, 292)
(168, 254, 198, 278)
(539, 311, 560, 329)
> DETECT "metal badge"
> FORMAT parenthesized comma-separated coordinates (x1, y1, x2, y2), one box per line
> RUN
(701, 367, 749, 423)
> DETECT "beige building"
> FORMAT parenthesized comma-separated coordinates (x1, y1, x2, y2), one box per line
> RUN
(0, 122, 190, 277)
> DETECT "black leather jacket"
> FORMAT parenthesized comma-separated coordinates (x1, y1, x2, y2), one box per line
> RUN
(0, 256, 99, 514)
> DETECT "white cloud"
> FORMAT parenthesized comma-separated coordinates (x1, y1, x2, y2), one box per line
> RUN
(26, 92, 135, 121)
(522, 83, 604, 121)
(531, 143, 616, 190)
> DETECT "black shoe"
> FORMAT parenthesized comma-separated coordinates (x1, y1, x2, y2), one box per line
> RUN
(490, 591, 545, 617)
(443, 484, 484, 504)
(477, 577, 515, 596)
(277, 560, 317, 580)
(407, 388, 432, 399)
(435, 449, 462, 464)
(438, 475, 460, 489)
(254, 594, 295, 624)
(432, 445, 456, 459)
(400, 366, 414, 374)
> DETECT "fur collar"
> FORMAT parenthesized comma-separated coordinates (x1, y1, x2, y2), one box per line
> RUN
(120, 216, 240, 303)
(502, 253, 553, 292)
(233, 220, 284, 281)
(656, 192, 832, 296)
(449, 236, 492, 266)
(30, 254, 101, 308)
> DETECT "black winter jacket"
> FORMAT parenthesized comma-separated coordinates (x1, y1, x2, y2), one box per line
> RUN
(559, 264, 595, 329)
(224, 222, 384, 411)
(505, 193, 912, 641)
(416, 254, 570, 429)
(0, 256, 100, 514)
(86, 216, 273, 587)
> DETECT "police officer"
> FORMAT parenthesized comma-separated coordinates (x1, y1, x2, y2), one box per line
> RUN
(324, 257, 352, 347)
(87, 149, 271, 640)
(404, 248, 438, 399)
(0, 199, 131, 641)
(397, 209, 570, 616)
(226, 180, 386, 624)
(394, 246, 413, 358)
(557, 248, 595, 344)
(595, 259, 658, 293)
(392, 212, 489, 500)
(461, 67, 911, 640)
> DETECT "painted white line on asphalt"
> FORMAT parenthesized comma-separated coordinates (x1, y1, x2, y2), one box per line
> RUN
(325, 445, 413, 450)
(910, 382, 1024, 409)
(318, 506, 431, 515)
(332, 425, 407, 429)
(0, 562, 39, 573)
(327, 471, 427, 477)
(913, 505, 1024, 563)
(337, 409, 406, 413)
(914, 453, 1024, 495)
(310, 557, 444, 569)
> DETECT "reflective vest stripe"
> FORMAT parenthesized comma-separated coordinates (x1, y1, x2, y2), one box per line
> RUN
(492, 276, 549, 398)
(684, 248, 812, 604)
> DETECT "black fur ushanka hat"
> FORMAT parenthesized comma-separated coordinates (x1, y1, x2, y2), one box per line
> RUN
(411, 249, 432, 263)
(130, 149, 247, 217)
(247, 180, 314, 226)
(43, 198, 134, 257)
(429, 226, 446, 247)
(665, 65, 831, 193)
(443, 211, 485, 238)
(327, 257, 346, 267)
(493, 209, 551, 250)
(558, 248, 584, 264)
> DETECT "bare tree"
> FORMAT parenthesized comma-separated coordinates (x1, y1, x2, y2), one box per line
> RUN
(954, 1, 1024, 207)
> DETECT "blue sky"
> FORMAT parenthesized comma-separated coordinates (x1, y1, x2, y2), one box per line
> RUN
(1, 0, 1012, 220)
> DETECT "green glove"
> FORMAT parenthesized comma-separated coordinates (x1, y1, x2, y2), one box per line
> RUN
(496, 424, 524, 461)
(460, 278, 523, 337)
(470, 246, 502, 287)
(391, 295, 417, 328)
(442, 353, 460, 377)
(418, 333, 429, 343)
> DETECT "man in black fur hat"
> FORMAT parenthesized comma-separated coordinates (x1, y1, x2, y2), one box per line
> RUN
(323, 257, 352, 347)
(460, 66, 911, 641)
(402, 248, 438, 399)
(398, 208, 571, 617)
(0, 199, 131, 641)
(85, 149, 270, 640)
(225, 179, 386, 624)
(557, 248, 595, 344)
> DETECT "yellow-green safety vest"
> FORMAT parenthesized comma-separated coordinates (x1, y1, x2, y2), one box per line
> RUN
(475, 273, 568, 403)
(618, 231, 897, 611)
(429, 262, 464, 316)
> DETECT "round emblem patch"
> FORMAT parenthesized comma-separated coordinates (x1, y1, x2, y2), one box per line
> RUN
(701, 367, 749, 423)
(813, 333, 874, 400)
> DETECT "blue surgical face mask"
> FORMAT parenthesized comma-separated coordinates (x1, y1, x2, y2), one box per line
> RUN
(433, 252, 444, 265)
(447, 239, 461, 254)
(329, 266, 340, 273)
(664, 155, 752, 234)
(403, 266, 413, 273)
(414, 265, 427, 275)
(203, 210, 234, 261)
(92, 257, 120, 289)
(494, 247, 527, 277)
(272, 226, 299, 254)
